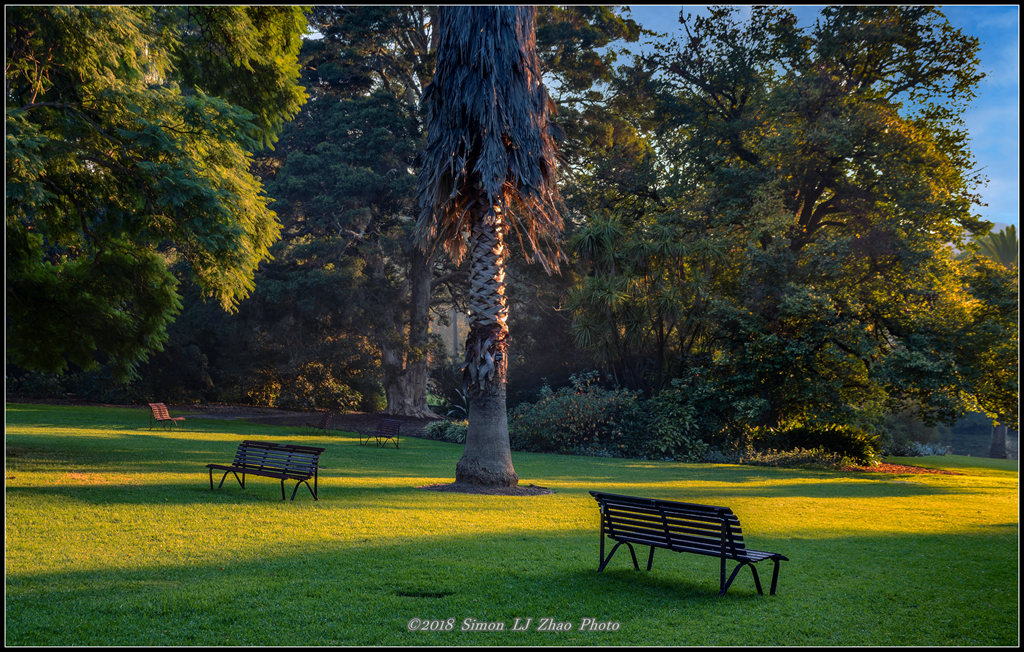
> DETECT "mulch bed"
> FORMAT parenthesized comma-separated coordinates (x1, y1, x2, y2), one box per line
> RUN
(842, 463, 960, 475)
(419, 482, 554, 496)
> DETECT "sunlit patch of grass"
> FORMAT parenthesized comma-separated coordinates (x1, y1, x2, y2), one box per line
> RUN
(5, 403, 1019, 646)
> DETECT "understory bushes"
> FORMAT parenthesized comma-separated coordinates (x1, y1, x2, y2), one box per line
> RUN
(495, 371, 890, 467)
(746, 423, 882, 466)
(422, 419, 468, 444)
(508, 372, 646, 457)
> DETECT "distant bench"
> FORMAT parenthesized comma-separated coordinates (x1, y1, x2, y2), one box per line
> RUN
(590, 491, 788, 596)
(207, 441, 326, 501)
(148, 403, 185, 429)
(305, 410, 337, 435)
(360, 418, 402, 449)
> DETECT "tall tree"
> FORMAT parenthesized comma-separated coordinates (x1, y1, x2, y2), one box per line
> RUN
(572, 6, 1002, 434)
(6, 6, 307, 380)
(417, 6, 563, 487)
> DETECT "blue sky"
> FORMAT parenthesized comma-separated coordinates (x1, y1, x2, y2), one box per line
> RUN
(621, 5, 1020, 230)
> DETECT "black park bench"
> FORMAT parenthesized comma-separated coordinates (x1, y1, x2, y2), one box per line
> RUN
(590, 491, 788, 596)
(360, 418, 402, 449)
(207, 441, 326, 501)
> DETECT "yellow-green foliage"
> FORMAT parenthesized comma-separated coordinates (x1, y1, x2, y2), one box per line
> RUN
(5, 404, 1018, 646)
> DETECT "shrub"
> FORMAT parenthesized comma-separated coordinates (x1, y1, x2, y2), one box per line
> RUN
(644, 381, 713, 462)
(878, 412, 951, 456)
(278, 362, 362, 411)
(428, 361, 470, 419)
(739, 447, 854, 470)
(751, 423, 881, 466)
(508, 371, 645, 456)
(422, 419, 467, 444)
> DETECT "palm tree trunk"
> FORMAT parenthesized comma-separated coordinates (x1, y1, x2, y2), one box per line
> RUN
(456, 199, 518, 487)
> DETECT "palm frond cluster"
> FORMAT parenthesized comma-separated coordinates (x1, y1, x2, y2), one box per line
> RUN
(416, 5, 563, 274)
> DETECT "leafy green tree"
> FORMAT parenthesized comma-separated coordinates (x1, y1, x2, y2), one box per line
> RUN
(418, 6, 563, 487)
(6, 6, 307, 380)
(295, 6, 439, 416)
(570, 6, 1002, 435)
(184, 5, 642, 416)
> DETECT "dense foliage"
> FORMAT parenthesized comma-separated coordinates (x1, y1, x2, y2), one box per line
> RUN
(7, 6, 1016, 461)
(568, 6, 1014, 442)
(6, 6, 307, 380)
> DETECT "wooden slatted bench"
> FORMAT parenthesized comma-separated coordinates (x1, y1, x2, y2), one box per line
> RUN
(148, 403, 185, 429)
(360, 418, 402, 449)
(590, 491, 788, 596)
(207, 441, 326, 501)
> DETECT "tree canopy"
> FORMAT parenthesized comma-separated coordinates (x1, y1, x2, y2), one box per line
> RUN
(6, 6, 307, 380)
(569, 6, 1007, 432)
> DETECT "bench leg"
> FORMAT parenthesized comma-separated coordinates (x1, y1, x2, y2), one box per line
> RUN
(769, 558, 781, 595)
(212, 470, 244, 490)
(598, 541, 640, 572)
(291, 479, 317, 501)
(647, 546, 655, 571)
(720, 560, 763, 596)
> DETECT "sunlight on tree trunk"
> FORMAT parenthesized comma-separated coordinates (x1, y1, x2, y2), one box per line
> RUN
(458, 202, 517, 486)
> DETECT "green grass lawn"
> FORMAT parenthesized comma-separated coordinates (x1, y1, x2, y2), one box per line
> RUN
(5, 403, 1019, 646)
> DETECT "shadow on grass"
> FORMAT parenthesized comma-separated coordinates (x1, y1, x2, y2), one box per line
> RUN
(4, 480, 448, 506)
(4, 528, 1018, 647)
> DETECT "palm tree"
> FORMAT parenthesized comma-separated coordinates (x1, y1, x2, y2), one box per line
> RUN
(976, 224, 1018, 269)
(416, 6, 562, 487)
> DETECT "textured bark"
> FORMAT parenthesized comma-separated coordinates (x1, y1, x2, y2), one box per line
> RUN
(455, 210, 518, 486)
(456, 350, 518, 486)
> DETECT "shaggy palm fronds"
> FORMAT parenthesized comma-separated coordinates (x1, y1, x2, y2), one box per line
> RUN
(416, 5, 563, 273)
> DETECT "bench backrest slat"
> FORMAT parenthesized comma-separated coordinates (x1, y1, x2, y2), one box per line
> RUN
(591, 491, 747, 556)
(376, 419, 402, 435)
(232, 441, 325, 477)
(149, 403, 171, 419)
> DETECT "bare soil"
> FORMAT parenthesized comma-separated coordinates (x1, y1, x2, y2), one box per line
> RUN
(418, 482, 554, 496)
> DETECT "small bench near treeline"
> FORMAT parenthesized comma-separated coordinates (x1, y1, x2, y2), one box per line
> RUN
(590, 491, 788, 596)
(207, 441, 326, 501)
(148, 402, 185, 429)
(360, 418, 402, 449)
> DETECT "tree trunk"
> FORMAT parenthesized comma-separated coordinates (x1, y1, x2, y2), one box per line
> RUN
(383, 249, 437, 418)
(989, 422, 1008, 459)
(455, 204, 518, 487)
